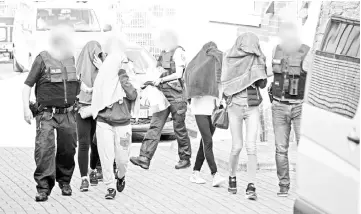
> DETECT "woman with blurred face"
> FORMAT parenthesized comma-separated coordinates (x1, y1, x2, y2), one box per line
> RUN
(76, 41, 107, 192)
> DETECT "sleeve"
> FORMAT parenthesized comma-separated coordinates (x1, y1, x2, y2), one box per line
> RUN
(118, 69, 138, 101)
(173, 48, 187, 68)
(24, 55, 44, 87)
(266, 47, 276, 76)
(302, 51, 313, 72)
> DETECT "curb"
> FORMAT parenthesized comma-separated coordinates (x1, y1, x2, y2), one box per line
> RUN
(170, 140, 296, 172)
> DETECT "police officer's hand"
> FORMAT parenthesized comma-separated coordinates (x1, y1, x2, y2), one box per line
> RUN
(153, 78, 162, 86)
(93, 54, 103, 69)
(24, 108, 33, 125)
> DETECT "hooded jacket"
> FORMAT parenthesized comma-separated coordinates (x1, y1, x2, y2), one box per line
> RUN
(184, 41, 223, 99)
(221, 32, 267, 97)
(76, 41, 102, 104)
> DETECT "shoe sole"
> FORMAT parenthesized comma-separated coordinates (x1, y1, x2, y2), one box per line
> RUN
(80, 188, 89, 192)
(105, 196, 115, 200)
(228, 188, 237, 194)
(175, 162, 191, 169)
(277, 193, 288, 197)
(245, 194, 257, 200)
(190, 178, 206, 184)
(212, 180, 226, 187)
(62, 193, 72, 196)
(35, 197, 48, 202)
(130, 159, 149, 170)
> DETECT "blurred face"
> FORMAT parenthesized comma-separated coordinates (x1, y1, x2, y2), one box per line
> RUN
(279, 23, 301, 53)
(53, 38, 74, 57)
(49, 25, 75, 59)
(156, 30, 178, 51)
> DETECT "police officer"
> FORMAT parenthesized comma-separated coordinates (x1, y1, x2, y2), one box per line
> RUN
(268, 20, 312, 197)
(22, 25, 79, 202)
(130, 29, 192, 170)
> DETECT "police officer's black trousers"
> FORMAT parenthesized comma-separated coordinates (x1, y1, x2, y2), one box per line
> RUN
(34, 111, 77, 195)
(140, 102, 192, 160)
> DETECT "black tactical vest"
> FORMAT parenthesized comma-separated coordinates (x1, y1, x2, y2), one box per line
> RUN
(157, 46, 186, 102)
(272, 44, 310, 101)
(36, 51, 79, 107)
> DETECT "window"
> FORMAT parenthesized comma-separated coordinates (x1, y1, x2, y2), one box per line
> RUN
(36, 8, 101, 32)
(0, 27, 6, 41)
(306, 16, 360, 119)
(209, 1, 262, 26)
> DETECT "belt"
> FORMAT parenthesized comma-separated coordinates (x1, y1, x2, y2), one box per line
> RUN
(42, 106, 74, 114)
(273, 97, 303, 105)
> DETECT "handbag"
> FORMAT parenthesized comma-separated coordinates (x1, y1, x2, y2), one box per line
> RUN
(211, 99, 229, 129)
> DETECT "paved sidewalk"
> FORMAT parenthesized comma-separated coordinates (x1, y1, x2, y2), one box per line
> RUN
(0, 145, 296, 214)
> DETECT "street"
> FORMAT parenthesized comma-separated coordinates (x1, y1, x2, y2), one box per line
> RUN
(0, 64, 296, 214)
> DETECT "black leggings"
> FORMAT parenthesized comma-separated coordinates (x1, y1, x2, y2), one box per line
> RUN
(193, 115, 217, 175)
(76, 113, 100, 177)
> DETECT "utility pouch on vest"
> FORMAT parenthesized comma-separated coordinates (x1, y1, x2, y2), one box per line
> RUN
(49, 66, 77, 82)
(162, 61, 171, 69)
(283, 78, 290, 93)
(288, 59, 302, 76)
(289, 79, 299, 96)
(49, 67, 63, 82)
(65, 66, 77, 81)
(161, 53, 172, 69)
(272, 59, 282, 73)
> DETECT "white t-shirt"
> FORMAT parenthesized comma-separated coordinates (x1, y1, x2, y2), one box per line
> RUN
(190, 95, 217, 116)
(172, 48, 187, 68)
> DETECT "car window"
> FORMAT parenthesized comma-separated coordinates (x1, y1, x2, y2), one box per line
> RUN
(306, 16, 360, 119)
(0, 27, 6, 41)
(36, 8, 100, 32)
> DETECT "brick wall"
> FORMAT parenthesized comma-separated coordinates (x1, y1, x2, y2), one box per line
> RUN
(236, 1, 299, 43)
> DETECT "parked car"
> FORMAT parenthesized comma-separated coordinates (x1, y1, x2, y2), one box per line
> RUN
(0, 17, 14, 61)
(294, 15, 360, 214)
(12, 0, 111, 72)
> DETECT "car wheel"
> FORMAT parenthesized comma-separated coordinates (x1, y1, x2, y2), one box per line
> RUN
(13, 57, 24, 72)
(161, 135, 176, 141)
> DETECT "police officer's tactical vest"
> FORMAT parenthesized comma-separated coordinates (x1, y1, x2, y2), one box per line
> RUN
(272, 44, 310, 101)
(157, 46, 186, 102)
(36, 51, 79, 107)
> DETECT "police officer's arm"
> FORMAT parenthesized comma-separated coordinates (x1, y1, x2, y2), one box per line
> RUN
(118, 69, 137, 101)
(22, 55, 44, 124)
(160, 48, 186, 82)
(266, 47, 276, 77)
(302, 51, 312, 73)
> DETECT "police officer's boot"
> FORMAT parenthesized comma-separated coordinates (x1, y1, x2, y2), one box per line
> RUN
(59, 183, 72, 196)
(175, 159, 191, 169)
(35, 192, 48, 202)
(130, 156, 150, 170)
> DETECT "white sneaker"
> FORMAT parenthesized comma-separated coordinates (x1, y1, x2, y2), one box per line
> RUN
(190, 171, 206, 184)
(212, 173, 226, 187)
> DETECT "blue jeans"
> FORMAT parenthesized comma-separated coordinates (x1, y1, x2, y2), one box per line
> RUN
(228, 104, 259, 178)
(272, 101, 302, 187)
